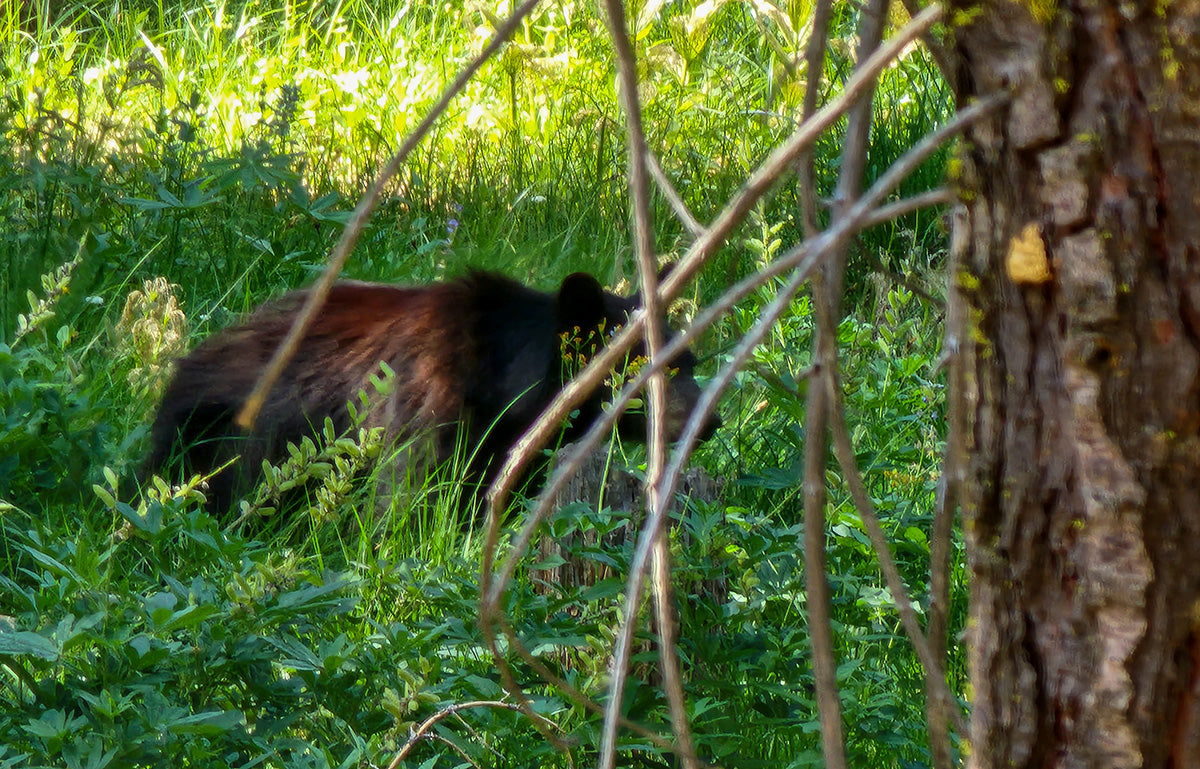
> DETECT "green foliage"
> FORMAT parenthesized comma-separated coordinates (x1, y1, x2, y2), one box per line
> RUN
(0, 0, 963, 766)
(708, 276, 963, 765)
(1, 484, 545, 767)
(0, 250, 115, 510)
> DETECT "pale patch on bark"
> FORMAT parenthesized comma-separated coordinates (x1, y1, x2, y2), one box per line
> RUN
(1065, 342, 1150, 768)
(1038, 141, 1092, 227)
(1057, 230, 1115, 323)
(1009, 80, 1060, 149)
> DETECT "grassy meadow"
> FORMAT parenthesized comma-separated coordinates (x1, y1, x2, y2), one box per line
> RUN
(0, 0, 959, 766)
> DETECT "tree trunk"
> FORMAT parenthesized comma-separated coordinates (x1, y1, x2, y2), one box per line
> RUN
(950, 2, 1200, 767)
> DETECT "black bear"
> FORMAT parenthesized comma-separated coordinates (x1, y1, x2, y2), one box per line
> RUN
(144, 270, 719, 513)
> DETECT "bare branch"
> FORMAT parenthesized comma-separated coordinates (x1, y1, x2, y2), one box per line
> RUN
(474, 14, 1002, 763)
(795, 0, 845, 763)
(425, 733, 481, 768)
(802, 0, 891, 763)
(386, 700, 556, 769)
(802, 300, 845, 769)
(925, 203, 972, 768)
(234, 0, 543, 430)
(636, 92, 1005, 766)
(862, 185, 954, 228)
(651, 535, 691, 756)
(657, 3, 944, 300)
(596, 0, 691, 764)
(799, 0, 833, 239)
(486, 609, 691, 755)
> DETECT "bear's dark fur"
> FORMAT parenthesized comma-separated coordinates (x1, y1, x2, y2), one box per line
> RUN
(144, 270, 718, 513)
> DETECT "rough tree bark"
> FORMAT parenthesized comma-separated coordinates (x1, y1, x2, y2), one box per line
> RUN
(950, 2, 1200, 766)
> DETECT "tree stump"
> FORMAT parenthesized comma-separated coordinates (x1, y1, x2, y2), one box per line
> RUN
(536, 444, 724, 600)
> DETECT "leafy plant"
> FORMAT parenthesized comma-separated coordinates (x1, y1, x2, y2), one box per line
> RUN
(0, 245, 114, 511)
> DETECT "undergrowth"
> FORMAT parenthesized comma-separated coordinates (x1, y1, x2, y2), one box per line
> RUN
(0, 0, 961, 766)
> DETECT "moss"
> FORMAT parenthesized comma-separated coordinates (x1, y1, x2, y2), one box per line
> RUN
(1022, 0, 1058, 25)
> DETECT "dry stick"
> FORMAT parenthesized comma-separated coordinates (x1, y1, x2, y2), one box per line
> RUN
(489, 186, 948, 600)
(597, 0, 697, 765)
(867, 187, 953, 224)
(801, 283, 846, 769)
(584, 99, 993, 536)
(574, 190, 953, 463)
(233, 0, 544, 431)
(547, 98, 1002, 609)
(924, 203, 972, 767)
(832, 0, 887, 287)
(481, 611, 688, 756)
(386, 701, 554, 769)
(654, 2, 943, 307)
(526, 186, 954, 539)
(603, 123, 998, 769)
(826, 390, 970, 737)
(482, 34, 965, 652)
(481, 3, 945, 606)
(798, 0, 833, 237)
(795, 0, 844, 764)
(425, 733, 480, 768)
(809, 0, 889, 760)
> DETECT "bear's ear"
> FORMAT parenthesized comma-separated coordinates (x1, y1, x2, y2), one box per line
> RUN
(556, 272, 608, 331)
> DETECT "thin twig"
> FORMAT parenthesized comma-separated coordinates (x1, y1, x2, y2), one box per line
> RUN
(925, 203, 972, 768)
(605, 133, 980, 769)
(656, 4, 945, 301)
(425, 733, 481, 767)
(803, 282, 846, 769)
(898, 0, 954, 84)
(387, 700, 552, 769)
(487, 612, 688, 753)
(234, 0, 544, 431)
(596, 0, 696, 765)
(796, 0, 845, 763)
(477, 23, 1001, 766)
(863, 186, 954, 226)
(638, 93, 1004, 751)
(798, 0, 833, 239)
(805, 0, 890, 761)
